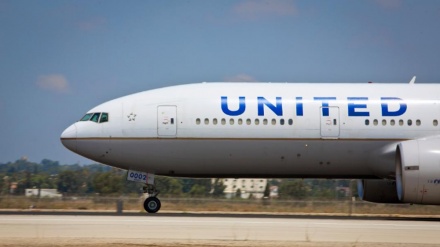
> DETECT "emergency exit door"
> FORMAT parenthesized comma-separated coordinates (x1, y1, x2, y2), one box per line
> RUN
(320, 106, 340, 138)
(157, 106, 177, 137)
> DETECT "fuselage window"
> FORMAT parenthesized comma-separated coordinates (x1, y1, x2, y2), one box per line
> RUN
(80, 113, 92, 121)
(365, 119, 370, 126)
(99, 113, 109, 123)
(263, 119, 268, 125)
(246, 119, 251, 125)
(280, 119, 285, 125)
(373, 119, 378, 126)
(196, 118, 201, 125)
(288, 119, 293, 125)
(399, 119, 404, 126)
(230, 118, 234, 125)
(434, 120, 439, 126)
(204, 118, 209, 125)
(407, 119, 412, 126)
(255, 119, 260, 125)
(90, 113, 101, 123)
(390, 119, 395, 126)
(416, 119, 421, 126)
(382, 119, 386, 126)
(221, 118, 226, 125)
(213, 118, 218, 125)
(238, 119, 243, 125)
(271, 119, 276, 125)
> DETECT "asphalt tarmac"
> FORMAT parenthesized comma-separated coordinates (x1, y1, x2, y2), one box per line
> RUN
(0, 214, 439, 247)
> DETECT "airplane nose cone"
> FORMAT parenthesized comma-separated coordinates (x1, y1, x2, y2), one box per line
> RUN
(61, 123, 77, 152)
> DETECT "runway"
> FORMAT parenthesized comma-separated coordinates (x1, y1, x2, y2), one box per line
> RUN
(0, 214, 439, 246)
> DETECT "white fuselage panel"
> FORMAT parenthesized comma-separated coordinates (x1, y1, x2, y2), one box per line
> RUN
(61, 83, 440, 178)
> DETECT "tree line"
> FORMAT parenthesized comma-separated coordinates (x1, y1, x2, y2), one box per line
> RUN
(0, 158, 356, 199)
(0, 158, 225, 197)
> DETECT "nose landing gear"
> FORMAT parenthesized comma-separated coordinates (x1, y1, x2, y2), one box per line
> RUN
(144, 197, 161, 213)
(143, 184, 161, 213)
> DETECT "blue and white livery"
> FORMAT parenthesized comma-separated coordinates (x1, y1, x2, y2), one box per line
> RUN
(61, 78, 440, 213)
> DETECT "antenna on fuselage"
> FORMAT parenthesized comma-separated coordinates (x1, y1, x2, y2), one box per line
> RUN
(409, 76, 416, 84)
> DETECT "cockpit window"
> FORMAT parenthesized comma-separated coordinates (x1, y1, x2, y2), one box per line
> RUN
(100, 113, 109, 123)
(90, 113, 101, 123)
(80, 113, 92, 121)
(79, 112, 109, 123)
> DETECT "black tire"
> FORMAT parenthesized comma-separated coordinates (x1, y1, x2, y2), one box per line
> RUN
(144, 197, 161, 213)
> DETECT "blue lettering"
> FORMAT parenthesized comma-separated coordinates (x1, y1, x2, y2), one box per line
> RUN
(314, 97, 336, 116)
(347, 97, 369, 117)
(381, 97, 407, 116)
(296, 97, 303, 116)
(220, 95, 408, 118)
(221, 96, 246, 116)
(258, 97, 283, 116)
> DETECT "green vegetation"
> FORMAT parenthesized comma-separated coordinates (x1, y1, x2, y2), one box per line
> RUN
(0, 158, 216, 198)
(0, 158, 356, 200)
(3, 158, 440, 216)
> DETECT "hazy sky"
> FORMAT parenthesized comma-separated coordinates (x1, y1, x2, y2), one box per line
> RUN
(1, 0, 440, 165)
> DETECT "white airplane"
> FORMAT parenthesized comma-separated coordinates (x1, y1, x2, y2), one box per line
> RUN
(61, 77, 440, 213)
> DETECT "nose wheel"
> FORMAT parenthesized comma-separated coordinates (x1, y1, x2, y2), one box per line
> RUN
(143, 184, 161, 213)
(144, 197, 161, 213)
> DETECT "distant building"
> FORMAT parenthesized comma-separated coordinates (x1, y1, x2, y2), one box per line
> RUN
(269, 185, 279, 198)
(25, 189, 62, 198)
(221, 178, 267, 199)
(10, 182, 18, 194)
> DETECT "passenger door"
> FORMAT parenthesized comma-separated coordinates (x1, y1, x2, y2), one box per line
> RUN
(157, 105, 177, 137)
(320, 106, 340, 139)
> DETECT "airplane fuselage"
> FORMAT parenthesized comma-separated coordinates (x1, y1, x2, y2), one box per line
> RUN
(61, 83, 440, 180)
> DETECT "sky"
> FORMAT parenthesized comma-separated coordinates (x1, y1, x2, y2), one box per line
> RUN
(1, 0, 440, 165)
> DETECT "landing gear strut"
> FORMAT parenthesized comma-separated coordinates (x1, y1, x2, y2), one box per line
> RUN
(143, 184, 161, 213)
